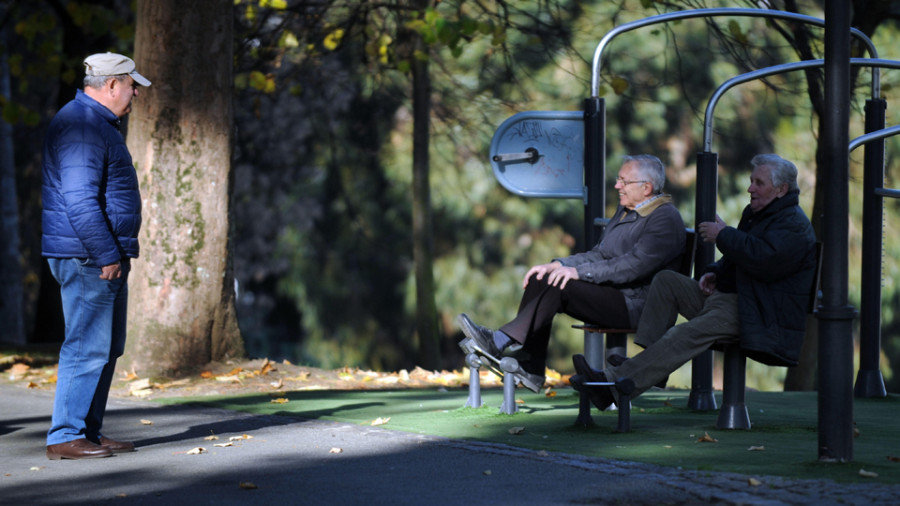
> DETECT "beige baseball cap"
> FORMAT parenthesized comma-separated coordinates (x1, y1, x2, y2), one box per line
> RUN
(83, 52, 151, 87)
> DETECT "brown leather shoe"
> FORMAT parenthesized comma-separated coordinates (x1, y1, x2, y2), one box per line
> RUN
(46, 439, 113, 460)
(99, 436, 135, 453)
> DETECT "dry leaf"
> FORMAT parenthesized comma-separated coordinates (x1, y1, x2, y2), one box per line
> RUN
(748, 446, 765, 451)
(26, 381, 38, 389)
(227, 367, 243, 375)
(215, 375, 242, 383)
(859, 469, 879, 478)
(270, 398, 289, 404)
(131, 388, 153, 398)
(748, 478, 762, 486)
(270, 378, 284, 389)
(186, 447, 206, 455)
(329, 447, 343, 454)
(214, 442, 234, 448)
(483, 470, 492, 475)
(371, 417, 390, 426)
(230, 434, 253, 441)
(204, 435, 219, 441)
(508, 426, 526, 435)
(239, 482, 258, 490)
(121, 371, 139, 381)
(9, 363, 30, 376)
(697, 432, 718, 443)
(663, 399, 673, 407)
(140, 419, 153, 425)
(129, 378, 151, 391)
(887, 455, 900, 463)
(200, 371, 214, 379)
(515, 398, 525, 405)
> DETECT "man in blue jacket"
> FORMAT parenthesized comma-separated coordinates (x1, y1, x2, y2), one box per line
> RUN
(458, 155, 686, 392)
(42, 52, 150, 459)
(573, 154, 817, 410)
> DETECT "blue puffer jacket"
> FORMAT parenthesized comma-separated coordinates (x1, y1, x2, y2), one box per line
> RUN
(42, 89, 142, 266)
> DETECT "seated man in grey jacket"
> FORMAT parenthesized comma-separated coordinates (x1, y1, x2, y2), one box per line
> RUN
(458, 154, 686, 392)
(573, 154, 817, 409)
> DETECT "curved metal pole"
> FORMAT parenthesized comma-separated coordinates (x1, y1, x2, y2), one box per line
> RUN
(591, 8, 880, 99)
(850, 124, 900, 152)
(704, 58, 900, 151)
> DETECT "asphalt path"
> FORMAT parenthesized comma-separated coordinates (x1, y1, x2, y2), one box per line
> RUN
(2, 383, 899, 505)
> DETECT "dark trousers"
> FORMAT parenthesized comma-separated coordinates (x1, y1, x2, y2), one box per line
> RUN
(499, 275, 630, 375)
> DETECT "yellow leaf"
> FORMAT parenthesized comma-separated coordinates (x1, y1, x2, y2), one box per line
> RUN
(186, 447, 206, 455)
(270, 397, 289, 404)
(270, 379, 284, 389)
(371, 417, 390, 426)
(230, 434, 253, 441)
(323, 29, 344, 51)
(140, 419, 153, 425)
(131, 388, 153, 398)
(697, 432, 718, 443)
(9, 363, 29, 376)
(239, 481, 258, 489)
(200, 371, 214, 379)
(204, 435, 219, 441)
(515, 399, 525, 404)
(26, 381, 38, 389)
(258, 359, 274, 376)
(508, 426, 525, 435)
(748, 477, 762, 486)
(329, 447, 343, 454)
(859, 469, 879, 478)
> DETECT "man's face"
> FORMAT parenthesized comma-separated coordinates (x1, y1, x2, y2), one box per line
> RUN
(615, 162, 651, 209)
(747, 164, 786, 213)
(107, 76, 139, 117)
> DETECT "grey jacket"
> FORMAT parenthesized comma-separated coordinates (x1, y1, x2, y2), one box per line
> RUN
(557, 195, 686, 326)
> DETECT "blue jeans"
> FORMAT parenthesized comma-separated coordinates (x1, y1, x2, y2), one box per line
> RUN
(47, 257, 130, 445)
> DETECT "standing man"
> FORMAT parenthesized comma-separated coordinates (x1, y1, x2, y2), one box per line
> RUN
(573, 154, 817, 410)
(42, 53, 150, 459)
(458, 155, 686, 392)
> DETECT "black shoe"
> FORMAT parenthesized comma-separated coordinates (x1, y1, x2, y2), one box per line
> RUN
(571, 354, 615, 411)
(457, 313, 501, 357)
(606, 353, 667, 388)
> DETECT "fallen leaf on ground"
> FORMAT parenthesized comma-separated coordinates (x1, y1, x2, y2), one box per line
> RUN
(270, 397, 289, 404)
(26, 382, 38, 389)
(239, 482, 258, 489)
(9, 363, 30, 377)
(483, 470, 492, 475)
(129, 378, 151, 391)
(215, 375, 243, 384)
(515, 398, 524, 404)
(329, 447, 343, 454)
(697, 432, 718, 443)
(258, 359, 275, 376)
(214, 442, 234, 448)
(204, 435, 219, 441)
(748, 446, 765, 451)
(230, 434, 253, 441)
(227, 367, 243, 375)
(131, 388, 153, 397)
(748, 478, 762, 486)
(371, 417, 390, 426)
(270, 378, 283, 389)
(887, 455, 900, 463)
(859, 469, 879, 478)
(186, 447, 206, 455)
(140, 419, 153, 425)
(508, 426, 525, 435)
(200, 371, 214, 379)
(544, 388, 556, 398)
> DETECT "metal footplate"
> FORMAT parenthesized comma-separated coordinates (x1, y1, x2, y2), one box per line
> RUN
(461, 337, 525, 414)
(569, 374, 636, 432)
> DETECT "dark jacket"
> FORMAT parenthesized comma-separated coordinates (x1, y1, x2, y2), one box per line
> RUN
(557, 195, 686, 326)
(41, 89, 142, 266)
(710, 191, 816, 366)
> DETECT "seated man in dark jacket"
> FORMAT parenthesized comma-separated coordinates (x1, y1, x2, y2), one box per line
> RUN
(458, 154, 686, 392)
(573, 154, 817, 409)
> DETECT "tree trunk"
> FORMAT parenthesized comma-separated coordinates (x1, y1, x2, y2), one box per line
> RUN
(123, 0, 243, 377)
(409, 2, 441, 370)
(0, 19, 25, 346)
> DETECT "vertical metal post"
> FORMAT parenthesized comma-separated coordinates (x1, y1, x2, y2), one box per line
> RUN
(818, 0, 855, 462)
(855, 98, 887, 398)
(688, 151, 719, 411)
(583, 97, 606, 369)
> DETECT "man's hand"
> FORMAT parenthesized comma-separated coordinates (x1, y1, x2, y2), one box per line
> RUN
(523, 261, 562, 289)
(546, 265, 579, 289)
(698, 214, 727, 243)
(99, 262, 122, 280)
(699, 272, 717, 295)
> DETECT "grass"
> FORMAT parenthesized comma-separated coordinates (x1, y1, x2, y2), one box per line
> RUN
(155, 386, 900, 485)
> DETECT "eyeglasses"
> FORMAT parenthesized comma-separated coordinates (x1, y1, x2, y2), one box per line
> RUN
(616, 177, 646, 186)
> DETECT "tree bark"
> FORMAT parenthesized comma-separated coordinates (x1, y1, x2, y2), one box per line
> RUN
(0, 19, 25, 346)
(409, 3, 441, 370)
(123, 0, 243, 376)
